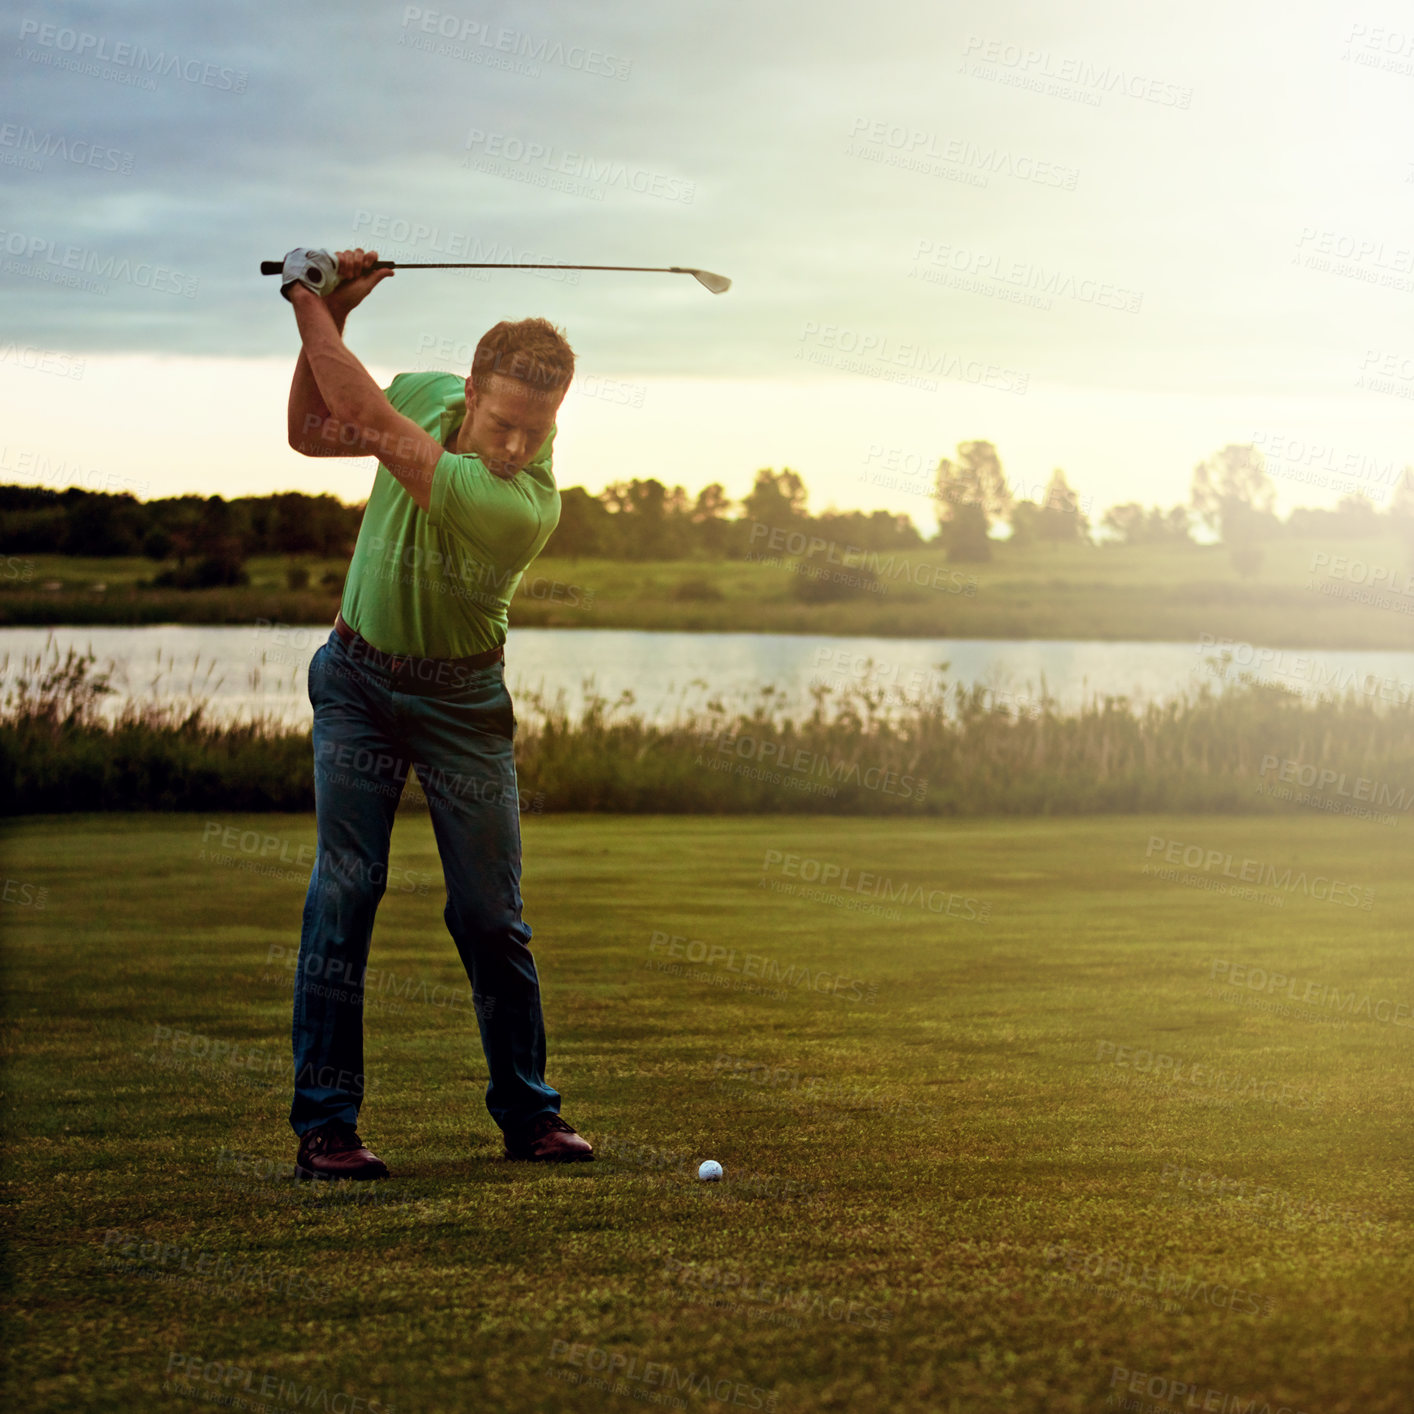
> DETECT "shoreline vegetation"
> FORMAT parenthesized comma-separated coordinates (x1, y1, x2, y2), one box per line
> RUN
(1, 535, 1413, 647)
(4, 639, 1411, 818)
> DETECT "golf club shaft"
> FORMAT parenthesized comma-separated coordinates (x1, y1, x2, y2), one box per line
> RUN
(262, 260, 694, 276)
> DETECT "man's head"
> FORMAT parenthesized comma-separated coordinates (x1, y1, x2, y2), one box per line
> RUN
(454, 317, 575, 478)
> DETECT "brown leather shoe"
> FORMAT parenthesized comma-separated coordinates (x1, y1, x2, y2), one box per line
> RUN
(295, 1119, 390, 1181)
(503, 1114, 593, 1162)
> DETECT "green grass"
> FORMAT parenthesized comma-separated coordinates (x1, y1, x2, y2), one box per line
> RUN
(3, 535, 1412, 646)
(2, 813, 1410, 1412)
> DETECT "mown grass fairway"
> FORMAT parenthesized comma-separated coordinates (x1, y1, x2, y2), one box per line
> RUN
(1, 813, 1410, 1412)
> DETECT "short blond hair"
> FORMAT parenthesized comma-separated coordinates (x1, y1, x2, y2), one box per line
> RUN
(472, 317, 575, 394)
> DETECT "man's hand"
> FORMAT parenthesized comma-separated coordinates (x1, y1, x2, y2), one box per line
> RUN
(279, 248, 341, 302)
(325, 248, 394, 319)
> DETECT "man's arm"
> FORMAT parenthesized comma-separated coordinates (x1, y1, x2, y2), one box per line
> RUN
(287, 311, 346, 456)
(287, 249, 375, 456)
(285, 251, 444, 513)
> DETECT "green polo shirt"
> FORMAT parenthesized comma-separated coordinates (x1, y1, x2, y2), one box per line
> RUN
(337, 371, 561, 658)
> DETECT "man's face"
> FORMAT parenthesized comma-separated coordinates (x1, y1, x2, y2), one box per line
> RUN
(458, 373, 564, 479)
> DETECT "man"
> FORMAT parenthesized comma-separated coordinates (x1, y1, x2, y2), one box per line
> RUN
(281, 245, 591, 1179)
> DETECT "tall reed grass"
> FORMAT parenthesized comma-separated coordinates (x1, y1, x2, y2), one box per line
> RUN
(2, 639, 1411, 817)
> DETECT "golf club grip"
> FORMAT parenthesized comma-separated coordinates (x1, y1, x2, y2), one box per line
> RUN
(259, 260, 396, 275)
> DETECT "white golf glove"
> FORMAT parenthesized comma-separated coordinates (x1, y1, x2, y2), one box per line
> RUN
(279, 248, 341, 301)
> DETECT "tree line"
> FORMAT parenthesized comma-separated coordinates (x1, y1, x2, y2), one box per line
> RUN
(1, 441, 1410, 584)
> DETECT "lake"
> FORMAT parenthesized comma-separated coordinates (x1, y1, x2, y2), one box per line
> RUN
(2, 624, 1411, 728)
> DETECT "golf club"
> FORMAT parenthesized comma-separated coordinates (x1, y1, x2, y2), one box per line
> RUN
(260, 258, 731, 294)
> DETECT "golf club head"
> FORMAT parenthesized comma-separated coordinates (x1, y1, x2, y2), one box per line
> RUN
(681, 268, 731, 294)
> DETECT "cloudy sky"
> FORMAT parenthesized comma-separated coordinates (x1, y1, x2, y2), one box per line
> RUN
(3, 0, 1411, 531)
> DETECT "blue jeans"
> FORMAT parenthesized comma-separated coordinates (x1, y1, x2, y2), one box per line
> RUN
(290, 626, 560, 1138)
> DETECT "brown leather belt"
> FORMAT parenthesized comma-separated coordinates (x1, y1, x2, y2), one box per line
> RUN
(333, 611, 503, 690)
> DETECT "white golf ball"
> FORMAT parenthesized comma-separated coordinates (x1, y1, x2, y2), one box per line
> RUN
(697, 1159, 723, 1182)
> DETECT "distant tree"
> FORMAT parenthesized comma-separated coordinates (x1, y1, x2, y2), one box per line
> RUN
(1191, 442, 1278, 577)
(813, 509, 923, 552)
(62, 492, 143, 557)
(1286, 494, 1384, 540)
(595, 478, 691, 559)
(1390, 466, 1414, 519)
(547, 486, 616, 559)
(933, 440, 1011, 562)
(741, 468, 808, 534)
(1190, 444, 1277, 540)
(1011, 470, 1088, 546)
(940, 502, 992, 562)
(934, 441, 1011, 524)
(691, 482, 736, 557)
(1099, 504, 1192, 545)
(1038, 470, 1088, 541)
(1331, 493, 1381, 537)
(1390, 468, 1414, 566)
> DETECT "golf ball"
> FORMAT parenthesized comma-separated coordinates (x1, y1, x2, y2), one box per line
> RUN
(697, 1159, 723, 1182)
